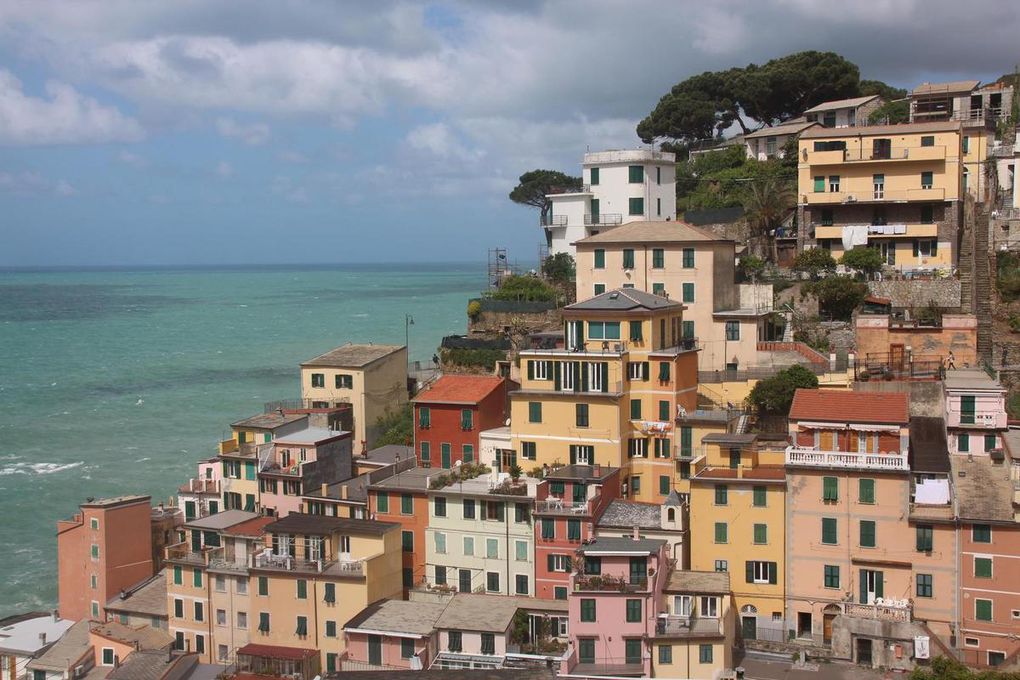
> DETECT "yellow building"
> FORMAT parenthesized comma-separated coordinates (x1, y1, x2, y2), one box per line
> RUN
(574, 221, 773, 372)
(651, 570, 735, 679)
(797, 121, 964, 271)
(688, 434, 786, 642)
(300, 344, 408, 450)
(511, 288, 699, 502)
(219, 412, 309, 512)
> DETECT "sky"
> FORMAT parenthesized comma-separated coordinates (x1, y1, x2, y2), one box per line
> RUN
(0, 1, 1017, 267)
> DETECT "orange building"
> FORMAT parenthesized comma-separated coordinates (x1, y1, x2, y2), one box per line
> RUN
(368, 467, 432, 594)
(58, 496, 156, 622)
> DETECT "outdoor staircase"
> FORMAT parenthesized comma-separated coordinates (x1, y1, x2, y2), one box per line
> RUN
(974, 209, 994, 363)
(959, 207, 975, 315)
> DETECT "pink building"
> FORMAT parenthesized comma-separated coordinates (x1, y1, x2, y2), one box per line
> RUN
(943, 369, 1008, 456)
(566, 534, 669, 676)
(341, 599, 445, 671)
(533, 465, 621, 600)
(257, 426, 352, 517)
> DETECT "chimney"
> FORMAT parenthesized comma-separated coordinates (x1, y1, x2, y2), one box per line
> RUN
(321, 483, 328, 496)
(341, 485, 348, 500)
(737, 466, 743, 479)
(593, 464, 601, 476)
(52, 610, 59, 623)
(632, 526, 640, 541)
(39, 632, 46, 645)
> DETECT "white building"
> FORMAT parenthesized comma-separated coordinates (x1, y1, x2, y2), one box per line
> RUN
(743, 119, 819, 161)
(803, 95, 883, 128)
(0, 612, 74, 680)
(544, 149, 676, 257)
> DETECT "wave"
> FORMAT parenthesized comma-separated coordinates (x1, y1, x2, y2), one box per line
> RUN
(0, 461, 85, 476)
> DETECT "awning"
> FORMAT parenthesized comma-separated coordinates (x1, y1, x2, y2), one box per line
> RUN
(848, 424, 901, 433)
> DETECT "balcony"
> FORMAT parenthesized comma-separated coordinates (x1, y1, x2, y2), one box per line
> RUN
(785, 446, 909, 471)
(251, 551, 363, 576)
(540, 215, 568, 227)
(547, 184, 591, 195)
(803, 187, 946, 205)
(535, 498, 592, 515)
(522, 341, 628, 357)
(655, 615, 724, 638)
(584, 213, 623, 226)
(573, 574, 649, 593)
(179, 478, 221, 495)
(843, 599, 911, 623)
(813, 223, 938, 241)
(167, 543, 222, 566)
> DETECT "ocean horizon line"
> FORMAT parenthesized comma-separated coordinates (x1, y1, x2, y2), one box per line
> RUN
(0, 260, 512, 274)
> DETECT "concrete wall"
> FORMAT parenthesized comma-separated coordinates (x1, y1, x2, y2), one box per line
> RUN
(855, 314, 978, 366)
(867, 279, 962, 310)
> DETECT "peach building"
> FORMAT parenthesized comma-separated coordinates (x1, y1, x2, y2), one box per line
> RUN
(257, 426, 353, 517)
(58, 495, 156, 622)
(855, 313, 978, 373)
(651, 570, 736, 679)
(943, 369, 1008, 457)
(368, 466, 433, 594)
(341, 598, 445, 671)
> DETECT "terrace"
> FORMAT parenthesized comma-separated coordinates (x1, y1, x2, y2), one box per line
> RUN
(785, 446, 910, 471)
(655, 615, 724, 638)
(843, 599, 912, 623)
(251, 550, 364, 576)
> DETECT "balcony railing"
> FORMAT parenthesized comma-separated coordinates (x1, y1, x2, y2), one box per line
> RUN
(843, 599, 911, 623)
(655, 615, 723, 637)
(840, 146, 946, 162)
(540, 215, 568, 227)
(547, 184, 590, 195)
(785, 446, 909, 471)
(179, 478, 221, 494)
(584, 213, 623, 226)
(167, 543, 222, 566)
(803, 187, 945, 204)
(573, 574, 649, 593)
(535, 498, 591, 515)
(251, 551, 362, 575)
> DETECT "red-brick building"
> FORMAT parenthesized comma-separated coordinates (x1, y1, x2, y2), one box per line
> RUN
(413, 375, 511, 469)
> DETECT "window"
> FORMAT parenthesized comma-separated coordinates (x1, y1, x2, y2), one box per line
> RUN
(376, 492, 389, 513)
(486, 538, 499, 558)
(237, 611, 247, 628)
(447, 631, 462, 652)
(916, 573, 933, 598)
(401, 530, 414, 552)
(193, 568, 203, 588)
(554, 586, 568, 600)
(401, 638, 415, 659)
(575, 403, 589, 427)
(622, 248, 635, 269)
(714, 485, 727, 505)
(626, 599, 642, 622)
(629, 197, 644, 216)
(515, 575, 529, 595)
(858, 479, 875, 504)
(814, 176, 825, 192)
(751, 485, 767, 507)
(682, 282, 694, 303)
(101, 647, 115, 666)
(311, 373, 324, 387)
(630, 399, 642, 420)
(528, 402, 542, 423)
(514, 503, 529, 523)
(975, 556, 993, 578)
(652, 248, 665, 268)
(658, 362, 671, 382)
(976, 599, 992, 621)
(873, 173, 885, 199)
(335, 374, 352, 389)
(590, 167, 600, 185)
(521, 441, 536, 461)
(822, 517, 837, 545)
(434, 532, 446, 554)
(434, 565, 446, 586)
(753, 523, 767, 544)
(420, 441, 430, 466)
(593, 283, 605, 295)
(659, 645, 673, 664)
(724, 320, 739, 341)
(714, 560, 728, 572)
(258, 612, 270, 633)
(418, 406, 431, 428)
(296, 579, 307, 599)
(401, 494, 413, 514)
(568, 519, 581, 541)
(973, 524, 992, 543)
(914, 238, 937, 258)
(822, 476, 838, 502)
(985, 434, 998, 452)
(91, 544, 99, 560)
(550, 554, 571, 572)
(824, 565, 840, 589)
(714, 522, 728, 543)
(921, 135, 934, 147)
(90, 574, 97, 589)
(630, 476, 641, 494)
(257, 576, 268, 596)
(916, 525, 933, 552)
(629, 320, 643, 342)
(699, 644, 713, 664)
(579, 638, 596, 664)
(628, 165, 643, 183)
(746, 561, 776, 584)
(435, 497, 447, 517)
(963, 136, 970, 154)
(659, 475, 670, 495)
(820, 208, 834, 226)
(515, 540, 527, 560)
(580, 598, 596, 622)
(462, 498, 476, 518)
(627, 438, 648, 458)
(541, 519, 555, 540)
(584, 556, 601, 575)
(860, 520, 876, 548)
(829, 175, 840, 192)
(173, 566, 182, 585)
(486, 571, 500, 592)
(324, 582, 336, 603)
(593, 249, 605, 269)
(460, 536, 474, 556)
(486, 499, 505, 521)
(921, 171, 934, 189)
(990, 651, 1006, 667)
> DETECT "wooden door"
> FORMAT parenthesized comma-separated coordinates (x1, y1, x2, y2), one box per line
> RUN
(823, 613, 835, 644)
(890, 344, 905, 370)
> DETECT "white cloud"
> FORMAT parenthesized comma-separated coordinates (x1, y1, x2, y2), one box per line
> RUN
(278, 150, 308, 164)
(0, 170, 77, 196)
(406, 123, 483, 161)
(216, 160, 233, 177)
(215, 117, 270, 145)
(54, 179, 77, 196)
(0, 69, 143, 145)
(271, 175, 308, 202)
(117, 150, 146, 166)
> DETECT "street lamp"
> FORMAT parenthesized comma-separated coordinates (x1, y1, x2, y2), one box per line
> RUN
(405, 314, 414, 360)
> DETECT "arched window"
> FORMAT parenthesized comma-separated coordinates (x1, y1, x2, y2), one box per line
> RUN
(667, 508, 676, 522)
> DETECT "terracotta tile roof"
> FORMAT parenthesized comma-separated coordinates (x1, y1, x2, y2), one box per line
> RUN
(412, 375, 506, 405)
(789, 389, 909, 425)
(574, 220, 729, 245)
(221, 516, 275, 537)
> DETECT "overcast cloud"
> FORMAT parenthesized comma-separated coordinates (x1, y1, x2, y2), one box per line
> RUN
(0, 0, 1016, 266)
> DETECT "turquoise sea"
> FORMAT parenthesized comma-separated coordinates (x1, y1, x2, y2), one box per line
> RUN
(0, 264, 483, 616)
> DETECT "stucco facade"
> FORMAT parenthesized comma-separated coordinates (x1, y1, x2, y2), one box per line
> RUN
(855, 314, 978, 369)
(413, 375, 510, 470)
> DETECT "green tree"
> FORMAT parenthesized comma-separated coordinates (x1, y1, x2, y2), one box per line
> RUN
(804, 276, 868, 320)
(743, 174, 795, 262)
(840, 247, 884, 279)
(374, 404, 412, 447)
(864, 77, 911, 126)
(541, 253, 575, 285)
(489, 275, 559, 302)
(638, 51, 860, 145)
(509, 170, 582, 226)
(737, 255, 766, 282)
(748, 365, 819, 414)
(910, 655, 1020, 680)
(793, 248, 837, 279)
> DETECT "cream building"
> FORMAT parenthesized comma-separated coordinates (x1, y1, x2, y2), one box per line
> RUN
(300, 344, 408, 450)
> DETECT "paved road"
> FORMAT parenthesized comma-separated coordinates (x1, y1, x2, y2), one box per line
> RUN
(738, 657, 893, 680)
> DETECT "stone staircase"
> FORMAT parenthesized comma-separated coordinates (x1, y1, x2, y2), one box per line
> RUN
(974, 209, 994, 363)
(958, 206, 975, 315)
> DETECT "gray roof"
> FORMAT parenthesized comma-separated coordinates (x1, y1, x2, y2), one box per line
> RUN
(275, 426, 348, 445)
(566, 288, 682, 313)
(944, 369, 1003, 392)
(803, 95, 880, 114)
(545, 464, 619, 482)
(327, 671, 555, 680)
(434, 594, 522, 633)
(0, 614, 74, 655)
(912, 80, 980, 95)
(363, 444, 415, 465)
(665, 570, 731, 594)
(343, 599, 448, 636)
(953, 455, 1016, 523)
(106, 571, 168, 618)
(909, 417, 951, 473)
(597, 501, 662, 530)
(369, 466, 432, 491)
(27, 620, 91, 672)
(743, 120, 819, 139)
(185, 510, 258, 531)
(231, 411, 307, 430)
(664, 490, 684, 507)
(318, 471, 373, 503)
(577, 535, 665, 555)
(264, 513, 398, 537)
(106, 650, 197, 680)
(90, 621, 173, 651)
(302, 343, 405, 368)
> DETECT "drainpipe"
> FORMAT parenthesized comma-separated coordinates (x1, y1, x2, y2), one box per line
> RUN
(505, 501, 511, 595)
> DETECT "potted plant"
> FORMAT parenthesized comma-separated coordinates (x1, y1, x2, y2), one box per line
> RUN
(509, 464, 523, 484)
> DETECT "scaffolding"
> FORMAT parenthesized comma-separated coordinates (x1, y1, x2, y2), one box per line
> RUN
(487, 247, 519, 289)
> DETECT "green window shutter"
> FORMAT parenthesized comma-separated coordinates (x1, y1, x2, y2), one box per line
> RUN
(568, 519, 581, 540)
(658, 362, 671, 382)
(960, 395, 976, 423)
(623, 249, 635, 268)
(814, 176, 825, 192)
(594, 249, 605, 268)
(462, 444, 474, 463)
(973, 524, 991, 543)
(420, 441, 430, 463)
(959, 433, 970, 452)
(527, 360, 534, 380)
(652, 249, 664, 268)
(753, 486, 766, 507)
(859, 479, 875, 504)
(461, 409, 472, 430)
(860, 520, 876, 547)
(626, 599, 641, 622)
(753, 524, 767, 544)
(680, 426, 692, 456)
(976, 599, 992, 621)
(975, 557, 992, 578)
(628, 197, 644, 216)
(658, 400, 670, 421)
(822, 517, 837, 544)
(916, 526, 933, 552)
(652, 282, 665, 296)
(324, 582, 336, 603)
(593, 283, 605, 295)
(714, 485, 727, 505)
(296, 579, 307, 599)
(629, 320, 643, 341)
(714, 522, 727, 543)
(630, 399, 641, 420)
(985, 434, 997, 451)
(258, 576, 268, 596)
(913, 239, 920, 257)
(682, 282, 694, 303)
(659, 475, 670, 495)
(377, 492, 389, 513)
(402, 530, 413, 552)
(628, 165, 643, 183)
(963, 136, 970, 154)
(529, 402, 542, 423)
(590, 167, 599, 185)
(193, 568, 202, 588)
(822, 476, 838, 501)
(682, 248, 695, 268)
(173, 566, 182, 585)
(659, 645, 672, 664)
(745, 561, 754, 583)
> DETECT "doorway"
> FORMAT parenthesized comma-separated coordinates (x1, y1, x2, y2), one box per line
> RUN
(890, 344, 905, 372)
(822, 604, 840, 645)
(797, 612, 812, 639)
(742, 616, 757, 641)
(856, 638, 873, 666)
